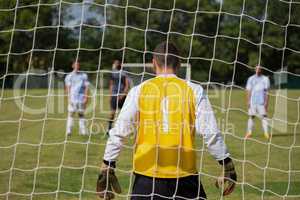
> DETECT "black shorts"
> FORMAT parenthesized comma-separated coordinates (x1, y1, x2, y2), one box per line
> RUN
(131, 174, 207, 200)
(110, 96, 125, 110)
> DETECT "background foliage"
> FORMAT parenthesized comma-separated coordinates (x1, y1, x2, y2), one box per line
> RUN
(1, 0, 300, 86)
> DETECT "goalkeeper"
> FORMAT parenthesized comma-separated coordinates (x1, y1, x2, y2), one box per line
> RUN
(65, 61, 89, 136)
(97, 42, 237, 199)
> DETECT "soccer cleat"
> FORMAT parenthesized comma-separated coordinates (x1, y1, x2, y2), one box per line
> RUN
(264, 132, 270, 140)
(245, 132, 252, 139)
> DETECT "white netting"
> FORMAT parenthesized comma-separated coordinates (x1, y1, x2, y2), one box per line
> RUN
(0, 0, 300, 200)
(121, 63, 191, 85)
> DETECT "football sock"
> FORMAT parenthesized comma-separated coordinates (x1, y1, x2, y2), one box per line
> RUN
(247, 117, 254, 134)
(262, 117, 268, 134)
(66, 115, 74, 135)
(79, 117, 87, 135)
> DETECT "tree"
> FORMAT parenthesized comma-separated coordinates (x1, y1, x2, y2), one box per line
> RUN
(1, 0, 299, 87)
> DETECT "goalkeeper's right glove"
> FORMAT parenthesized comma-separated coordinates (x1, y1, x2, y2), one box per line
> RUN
(96, 161, 122, 200)
(215, 157, 237, 196)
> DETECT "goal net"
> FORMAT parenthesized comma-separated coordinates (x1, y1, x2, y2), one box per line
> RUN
(122, 62, 191, 85)
(0, 0, 300, 200)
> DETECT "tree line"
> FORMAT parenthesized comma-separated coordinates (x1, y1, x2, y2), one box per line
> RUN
(1, 0, 300, 87)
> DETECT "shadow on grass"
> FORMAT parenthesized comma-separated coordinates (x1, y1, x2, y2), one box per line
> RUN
(272, 133, 298, 137)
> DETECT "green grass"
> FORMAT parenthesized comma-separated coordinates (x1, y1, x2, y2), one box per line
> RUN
(0, 88, 299, 200)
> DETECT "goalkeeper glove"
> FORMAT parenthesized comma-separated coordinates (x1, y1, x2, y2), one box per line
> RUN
(96, 161, 122, 199)
(215, 158, 237, 196)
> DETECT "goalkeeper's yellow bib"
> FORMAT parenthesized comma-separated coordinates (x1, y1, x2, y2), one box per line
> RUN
(133, 76, 197, 178)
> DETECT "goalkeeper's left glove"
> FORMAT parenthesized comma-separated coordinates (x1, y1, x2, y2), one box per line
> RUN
(96, 161, 122, 199)
(215, 157, 237, 196)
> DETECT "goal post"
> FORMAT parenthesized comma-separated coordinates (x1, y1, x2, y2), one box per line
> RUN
(121, 63, 191, 87)
(122, 63, 191, 81)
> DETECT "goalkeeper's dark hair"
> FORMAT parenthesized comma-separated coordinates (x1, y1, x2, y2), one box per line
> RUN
(153, 41, 181, 70)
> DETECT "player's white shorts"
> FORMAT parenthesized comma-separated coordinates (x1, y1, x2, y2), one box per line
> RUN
(68, 102, 85, 114)
(248, 104, 266, 117)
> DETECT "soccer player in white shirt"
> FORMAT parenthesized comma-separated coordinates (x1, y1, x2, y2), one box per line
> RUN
(245, 65, 270, 139)
(65, 61, 89, 136)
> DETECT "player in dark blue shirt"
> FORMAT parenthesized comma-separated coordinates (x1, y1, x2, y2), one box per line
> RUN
(107, 60, 130, 134)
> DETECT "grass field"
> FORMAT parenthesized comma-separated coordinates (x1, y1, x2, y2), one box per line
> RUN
(0, 88, 299, 200)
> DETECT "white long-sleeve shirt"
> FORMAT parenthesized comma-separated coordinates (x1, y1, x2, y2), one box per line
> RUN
(246, 74, 270, 106)
(65, 71, 89, 103)
(103, 75, 229, 163)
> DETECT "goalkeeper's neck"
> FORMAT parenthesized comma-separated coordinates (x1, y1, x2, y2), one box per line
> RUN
(155, 66, 177, 76)
(153, 57, 179, 76)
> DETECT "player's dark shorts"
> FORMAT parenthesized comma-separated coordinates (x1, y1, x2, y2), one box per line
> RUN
(110, 96, 126, 110)
(131, 173, 207, 200)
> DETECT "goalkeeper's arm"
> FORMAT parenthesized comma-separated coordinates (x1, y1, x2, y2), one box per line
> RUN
(97, 86, 140, 199)
(194, 89, 237, 196)
(103, 85, 139, 162)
